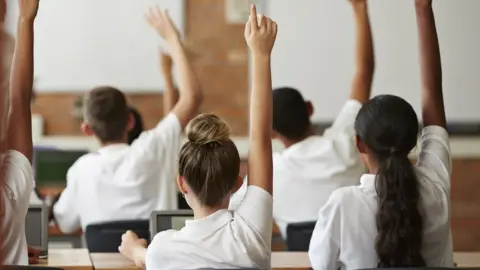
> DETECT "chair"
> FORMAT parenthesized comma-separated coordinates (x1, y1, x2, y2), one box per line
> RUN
(285, 221, 316, 251)
(84, 220, 149, 252)
(0, 267, 64, 270)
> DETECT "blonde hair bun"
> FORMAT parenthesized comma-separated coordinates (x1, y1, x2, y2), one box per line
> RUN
(186, 113, 230, 146)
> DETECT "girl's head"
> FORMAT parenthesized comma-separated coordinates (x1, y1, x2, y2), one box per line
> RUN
(354, 95, 425, 267)
(178, 113, 242, 211)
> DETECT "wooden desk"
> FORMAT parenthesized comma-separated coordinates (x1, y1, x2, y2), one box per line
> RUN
(455, 252, 480, 268)
(37, 249, 93, 270)
(90, 252, 310, 270)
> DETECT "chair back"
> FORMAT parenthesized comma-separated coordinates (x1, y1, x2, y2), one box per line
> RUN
(285, 221, 316, 251)
(85, 220, 149, 252)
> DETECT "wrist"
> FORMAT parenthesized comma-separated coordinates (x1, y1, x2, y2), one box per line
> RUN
(415, 2, 432, 10)
(352, 1, 367, 10)
(252, 53, 271, 63)
(18, 17, 35, 25)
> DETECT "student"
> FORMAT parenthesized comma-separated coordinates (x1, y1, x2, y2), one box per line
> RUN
(51, 10, 203, 233)
(0, 0, 38, 265)
(229, 0, 374, 238)
(308, 0, 453, 269)
(127, 107, 144, 145)
(118, 5, 277, 269)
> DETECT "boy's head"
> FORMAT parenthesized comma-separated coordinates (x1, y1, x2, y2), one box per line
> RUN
(82, 86, 132, 143)
(272, 87, 313, 142)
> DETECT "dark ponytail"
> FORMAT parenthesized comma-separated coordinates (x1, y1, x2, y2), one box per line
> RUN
(375, 151, 425, 267)
(354, 95, 425, 267)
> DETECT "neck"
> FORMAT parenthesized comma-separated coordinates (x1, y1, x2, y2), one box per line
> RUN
(191, 199, 230, 219)
(100, 140, 127, 148)
(280, 127, 315, 148)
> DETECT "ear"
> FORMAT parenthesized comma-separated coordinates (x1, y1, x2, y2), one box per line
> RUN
(177, 176, 188, 195)
(355, 135, 367, 154)
(81, 122, 94, 137)
(306, 101, 314, 117)
(127, 113, 135, 132)
(231, 176, 244, 194)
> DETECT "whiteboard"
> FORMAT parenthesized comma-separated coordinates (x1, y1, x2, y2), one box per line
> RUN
(5, 0, 185, 92)
(261, 0, 480, 121)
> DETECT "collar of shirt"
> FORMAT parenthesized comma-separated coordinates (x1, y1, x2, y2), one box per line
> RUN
(97, 143, 129, 155)
(359, 174, 377, 197)
(183, 209, 233, 235)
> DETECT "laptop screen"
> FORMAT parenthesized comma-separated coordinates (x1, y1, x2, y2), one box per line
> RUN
(25, 207, 44, 247)
(34, 149, 87, 186)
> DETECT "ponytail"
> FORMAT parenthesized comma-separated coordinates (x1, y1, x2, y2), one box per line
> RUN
(375, 152, 425, 267)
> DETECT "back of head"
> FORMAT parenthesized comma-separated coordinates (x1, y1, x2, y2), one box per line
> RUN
(179, 113, 240, 207)
(84, 86, 129, 142)
(354, 94, 425, 267)
(272, 87, 311, 140)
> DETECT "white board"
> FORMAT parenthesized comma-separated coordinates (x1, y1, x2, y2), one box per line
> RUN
(262, 0, 480, 121)
(5, 0, 185, 92)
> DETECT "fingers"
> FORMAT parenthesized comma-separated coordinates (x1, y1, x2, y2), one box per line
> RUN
(250, 4, 259, 33)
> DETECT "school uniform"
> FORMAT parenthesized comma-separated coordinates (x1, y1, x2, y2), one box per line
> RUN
(53, 113, 181, 233)
(1, 151, 35, 265)
(308, 126, 453, 270)
(146, 186, 272, 270)
(230, 100, 365, 238)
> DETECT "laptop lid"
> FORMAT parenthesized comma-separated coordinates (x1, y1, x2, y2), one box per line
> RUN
(149, 210, 194, 240)
(25, 204, 48, 253)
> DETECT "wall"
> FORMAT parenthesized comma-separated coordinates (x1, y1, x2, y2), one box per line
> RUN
(32, 0, 249, 136)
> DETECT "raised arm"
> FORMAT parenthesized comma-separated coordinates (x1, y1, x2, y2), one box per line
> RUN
(7, 0, 39, 162)
(415, 0, 446, 127)
(348, 0, 374, 104)
(146, 7, 203, 129)
(159, 51, 178, 116)
(245, 5, 278, 194)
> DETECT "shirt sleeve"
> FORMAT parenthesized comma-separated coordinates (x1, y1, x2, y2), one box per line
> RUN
(308, 191, 342, 270)
(235, 186, 273, 247)
(131, 113, 182, 161)
(53, 166, 80, 234)
(416, 126, 452, 191)
(3, 150, 35, 204)
(324, 99, 363, 137)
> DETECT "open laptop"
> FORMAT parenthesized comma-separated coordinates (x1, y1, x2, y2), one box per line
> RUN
(25, 204, 49, 259)
(149, 210, 194, 240)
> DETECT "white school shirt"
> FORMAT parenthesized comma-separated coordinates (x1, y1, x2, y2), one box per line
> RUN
(1, 151, 35, 265)
(146, 186, 273, 270)
(230, 100, 365, 237)
(308, 126, 453, 270)
(53, 113, 181, 233)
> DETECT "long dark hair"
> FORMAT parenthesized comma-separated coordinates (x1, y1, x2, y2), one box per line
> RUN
(354, 95, 425, 267)
(128, 107, 144, 145)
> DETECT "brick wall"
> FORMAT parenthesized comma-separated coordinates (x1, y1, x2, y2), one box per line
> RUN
(32, 0, 249, 136)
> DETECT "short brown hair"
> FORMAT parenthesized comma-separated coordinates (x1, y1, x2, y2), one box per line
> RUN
(83, 86, 129, 142)
(178, 113, 240, 207)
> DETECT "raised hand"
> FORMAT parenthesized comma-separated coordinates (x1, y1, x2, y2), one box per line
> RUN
(18, 0, 39, 22)
(146, 6, 181, 43)
(244, 5, 278, 57)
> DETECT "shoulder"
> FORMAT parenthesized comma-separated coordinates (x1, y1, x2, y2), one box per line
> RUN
(67, 152, 99, 174)
(3, 150, 34, 201)
(147, 230, 178, 256)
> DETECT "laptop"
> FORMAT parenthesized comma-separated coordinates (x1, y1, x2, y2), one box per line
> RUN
(25, 204, 49, 259)
(149, 210, 194, 240)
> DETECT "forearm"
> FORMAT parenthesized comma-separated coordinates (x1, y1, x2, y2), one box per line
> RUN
(132, 246, 147, 269)
(415, 4, 446, 127)
(167, 40, 202, 106)
(349, 2, 374, 104)
(10, 19, 34, 104)
(162, 72, 177, 115)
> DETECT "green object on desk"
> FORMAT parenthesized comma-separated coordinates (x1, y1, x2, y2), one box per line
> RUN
(34, 149, 88, 186)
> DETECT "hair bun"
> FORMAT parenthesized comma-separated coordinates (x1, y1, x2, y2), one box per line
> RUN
(186, 113, 230, 146)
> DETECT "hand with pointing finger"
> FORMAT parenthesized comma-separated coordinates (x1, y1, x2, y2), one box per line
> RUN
(244, 5, 278, 57)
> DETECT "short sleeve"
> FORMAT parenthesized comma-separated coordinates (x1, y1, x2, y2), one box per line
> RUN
(416, 126, 451, 190)
(131, 113, 182, 160)
(324, 100, 363, 137)
(308, 192, 342, 270)
(3, 150, 35, 202)
(235, 186, 273, 246)
(53, 167, 80, 233)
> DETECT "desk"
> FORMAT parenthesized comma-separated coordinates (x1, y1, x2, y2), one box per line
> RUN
(90, 252, 310, 270)
(37, 249, 92, 270)
(455, 252, 480, 268)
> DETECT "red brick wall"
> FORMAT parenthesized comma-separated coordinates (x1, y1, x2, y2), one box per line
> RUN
(32, 0, 249, 136)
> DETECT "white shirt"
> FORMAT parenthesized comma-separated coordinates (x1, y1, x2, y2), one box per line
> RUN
(53, 113, 181, 233)
(1, 151, 35, 265)
(308, 126, 453, 270)
(230, 100, 365, 237)
(146, 186, 273, 270)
